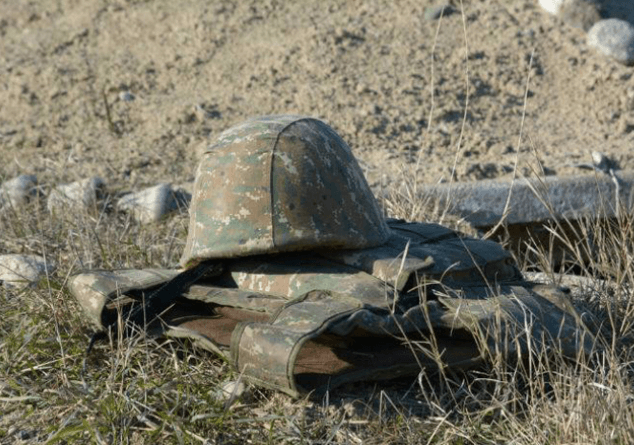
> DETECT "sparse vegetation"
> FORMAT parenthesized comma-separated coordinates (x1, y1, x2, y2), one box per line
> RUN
(1, 176, 634, 444)
(2, 0, 634, 443)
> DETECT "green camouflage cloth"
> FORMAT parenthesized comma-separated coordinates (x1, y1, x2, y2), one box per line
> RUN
(69, 115, 595, 396)
(69, 219, 595, 397)
(181, 116, 391, 266)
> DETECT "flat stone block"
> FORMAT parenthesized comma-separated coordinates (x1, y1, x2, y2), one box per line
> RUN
(421, 171, 634, 227)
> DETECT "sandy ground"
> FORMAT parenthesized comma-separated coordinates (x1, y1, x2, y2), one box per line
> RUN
(1, 0, 634, 197)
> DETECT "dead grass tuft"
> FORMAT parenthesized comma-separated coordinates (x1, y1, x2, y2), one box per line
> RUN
(2, 165, 634, 444)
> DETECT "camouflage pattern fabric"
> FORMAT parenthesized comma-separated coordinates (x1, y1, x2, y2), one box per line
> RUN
(69, 220, 595, 398)
(69, 268, 181, 329)
(181, 115, 391, 267)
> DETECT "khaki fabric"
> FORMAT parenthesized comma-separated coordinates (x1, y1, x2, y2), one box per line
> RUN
(69, 220, 595, 397)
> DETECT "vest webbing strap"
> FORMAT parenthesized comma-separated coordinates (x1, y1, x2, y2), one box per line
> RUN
(86, 261, 222, 353)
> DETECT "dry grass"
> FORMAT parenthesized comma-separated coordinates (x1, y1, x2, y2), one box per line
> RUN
(2, 3, 634, 443)
(1, 172, 634, 444)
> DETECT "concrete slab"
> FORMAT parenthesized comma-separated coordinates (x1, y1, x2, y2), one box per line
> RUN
(421, 171, 634, 228)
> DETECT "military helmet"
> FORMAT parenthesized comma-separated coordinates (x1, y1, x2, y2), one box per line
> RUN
(180, 115, 391, 266)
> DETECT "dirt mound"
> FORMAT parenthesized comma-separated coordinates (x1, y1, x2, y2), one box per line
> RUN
(1, 0, 633, 194)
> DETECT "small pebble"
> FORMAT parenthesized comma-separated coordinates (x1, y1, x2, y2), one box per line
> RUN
(117, 183, 190, 223)
(424, 4, 454, 21)
(0, 174, 38, 209)
(0, 254, 55, 288)
(588, 19, 634, 66)
(119, 91, 135, 102)
(538, 0, 565, 15)
(47, 177, 107, 213)
(213, 380, 247, 408)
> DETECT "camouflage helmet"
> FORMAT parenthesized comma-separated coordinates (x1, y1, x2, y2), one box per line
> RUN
(180, 115, 391, 266)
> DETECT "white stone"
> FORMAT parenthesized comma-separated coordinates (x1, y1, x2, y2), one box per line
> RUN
(0, 254, 55, 288)
(588, 19, 634, 66)
(47, 177, 107, 213)
(538, 0, 565, 15)
(117, 183, 190, 223)
(213, 380, 247, 407)
(0, 175, 38, 209)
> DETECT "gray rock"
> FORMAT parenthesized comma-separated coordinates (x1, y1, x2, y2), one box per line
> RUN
(0, 174, 38, 210)
(588, 19, 634, 66)
(420, 170, 634, 227)
(421, 170, 634, 265)
(47, 177, 108, 213)
(0, 254, 56, 288)
(117, 183, 190, 223)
